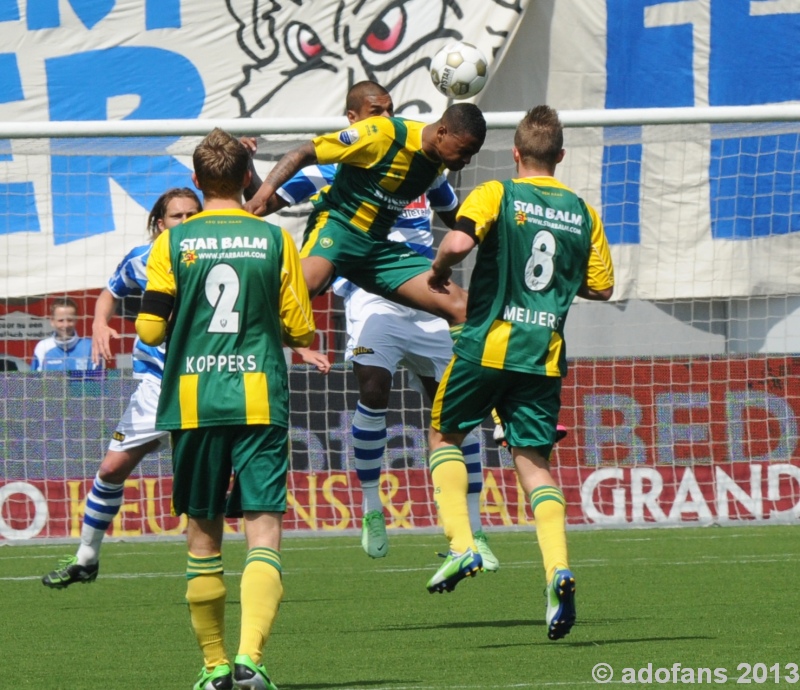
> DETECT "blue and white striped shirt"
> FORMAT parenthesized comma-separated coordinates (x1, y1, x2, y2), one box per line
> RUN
(107, 244, 165, 382)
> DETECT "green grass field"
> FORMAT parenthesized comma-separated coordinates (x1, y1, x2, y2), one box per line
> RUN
(2, 525, 799, 689)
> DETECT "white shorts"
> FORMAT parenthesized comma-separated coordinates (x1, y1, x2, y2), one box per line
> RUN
(344, 289, 453, 390)
(107, 377, 170, 453)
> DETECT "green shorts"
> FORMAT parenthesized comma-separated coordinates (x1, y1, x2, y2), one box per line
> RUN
(171, 424, 288, 519)
(301, 212, 431, 297)
(432, 355, 562, 455)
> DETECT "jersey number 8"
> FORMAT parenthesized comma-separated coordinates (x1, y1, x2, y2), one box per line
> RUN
(524, 230, 555, 292)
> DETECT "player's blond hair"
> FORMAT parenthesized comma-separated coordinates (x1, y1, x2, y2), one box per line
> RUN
(514, 105, 564, 170)
(193, 128, 250, 200)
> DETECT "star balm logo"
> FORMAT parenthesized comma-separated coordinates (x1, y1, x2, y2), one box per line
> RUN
(515, 210, 527, 225)
(181, 249, 198, 267)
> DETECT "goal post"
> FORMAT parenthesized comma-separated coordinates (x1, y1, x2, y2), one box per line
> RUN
(1, 105, 799, 542)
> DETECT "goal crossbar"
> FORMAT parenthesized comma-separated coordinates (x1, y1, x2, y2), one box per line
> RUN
(2, 104, 800, 138)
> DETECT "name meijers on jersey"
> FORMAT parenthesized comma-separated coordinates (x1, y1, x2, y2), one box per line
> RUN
(503, 306, 562, 329)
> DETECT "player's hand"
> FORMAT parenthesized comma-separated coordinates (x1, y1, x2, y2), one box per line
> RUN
(428, 266, 452, 294)
(244, 193, 268, 217)
(292, 347, 332, 374)
(239, 137, 257, 156)
(92, 324, 119, 366)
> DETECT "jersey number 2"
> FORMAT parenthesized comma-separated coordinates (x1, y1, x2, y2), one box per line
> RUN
(205, 264, 240, 333)
(524, 230, 555, 291)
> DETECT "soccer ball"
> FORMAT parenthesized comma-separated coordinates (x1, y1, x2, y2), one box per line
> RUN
(430, 41, 488, 100)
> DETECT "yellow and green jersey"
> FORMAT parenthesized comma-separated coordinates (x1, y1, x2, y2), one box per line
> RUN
(311, 116, 444, 239)
(145, 209, 315, 430)
(454, 177, 614, 377)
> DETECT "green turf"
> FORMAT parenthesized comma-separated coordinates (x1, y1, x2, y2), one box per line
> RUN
(2, 525, 799, 689)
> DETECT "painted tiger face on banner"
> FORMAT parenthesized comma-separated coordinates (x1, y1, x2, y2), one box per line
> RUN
(225, 0, 525, 117)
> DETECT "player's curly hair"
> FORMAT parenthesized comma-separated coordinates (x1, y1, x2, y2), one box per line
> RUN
(146, 187, 202, 240)
(442, 103, 487, 144)
(193, 128, 251, 201)
(514, 105, 563, 170)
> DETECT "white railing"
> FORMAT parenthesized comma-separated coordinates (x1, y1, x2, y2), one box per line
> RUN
(2, 104, 800, 138)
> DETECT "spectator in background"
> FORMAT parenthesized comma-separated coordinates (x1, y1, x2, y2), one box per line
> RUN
(31, 297, 99, 372)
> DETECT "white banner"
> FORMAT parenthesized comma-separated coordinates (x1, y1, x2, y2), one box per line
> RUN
(486, 0, 800, 301)
(0, 0, 527, 297)
(2, 0, 800, 301)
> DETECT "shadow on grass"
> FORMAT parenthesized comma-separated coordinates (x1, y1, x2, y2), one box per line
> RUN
(379, 618, 541, 631)
(561, 635, 715, 648)
(380, 616, 658, 633)
(280, 681, 420, 689)
(481, 635, 714, 649)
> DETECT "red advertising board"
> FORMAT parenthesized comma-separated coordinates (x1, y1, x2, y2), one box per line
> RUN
(1, 355, 798, 540)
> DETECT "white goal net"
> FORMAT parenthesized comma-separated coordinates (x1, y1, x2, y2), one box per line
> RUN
(1, 107, 799, 541)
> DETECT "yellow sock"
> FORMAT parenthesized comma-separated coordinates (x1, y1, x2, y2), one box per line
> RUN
(186, 554, 227, 671)
(530, 486, 568, 581)
(430, 446, 474, 554)
(239, 548, 283, 664)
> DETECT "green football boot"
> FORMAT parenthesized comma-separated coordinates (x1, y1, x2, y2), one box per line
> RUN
(426, 548, 483, 593)
(193, 663, 233, 690)
(42, 556, 99, 589)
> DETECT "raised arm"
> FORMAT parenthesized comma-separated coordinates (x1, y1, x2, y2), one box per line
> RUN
(240, 136, 263, 202)
(243, 141, 318, 217)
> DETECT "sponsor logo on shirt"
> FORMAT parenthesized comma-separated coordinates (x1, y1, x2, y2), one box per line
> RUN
(112, 431, 126, 442)
(338, 128, 360, 146)
(320, 237, 334, 248)
(405, 195, 427, 210)
(352, 346, 375, 356)
(182, 249, 198, 267)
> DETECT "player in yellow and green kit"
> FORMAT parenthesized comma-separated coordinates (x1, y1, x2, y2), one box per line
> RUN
(244, 103, 486, 331)
(136, 129, 315, 690)
(424, 106, 614, 643)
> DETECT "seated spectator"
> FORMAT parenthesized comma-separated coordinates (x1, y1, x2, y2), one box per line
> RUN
(31, 297, 100, 372)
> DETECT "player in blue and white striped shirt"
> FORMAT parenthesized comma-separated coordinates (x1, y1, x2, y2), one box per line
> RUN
(249, 81, 499, 569)
(42, 187, 202, 589)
